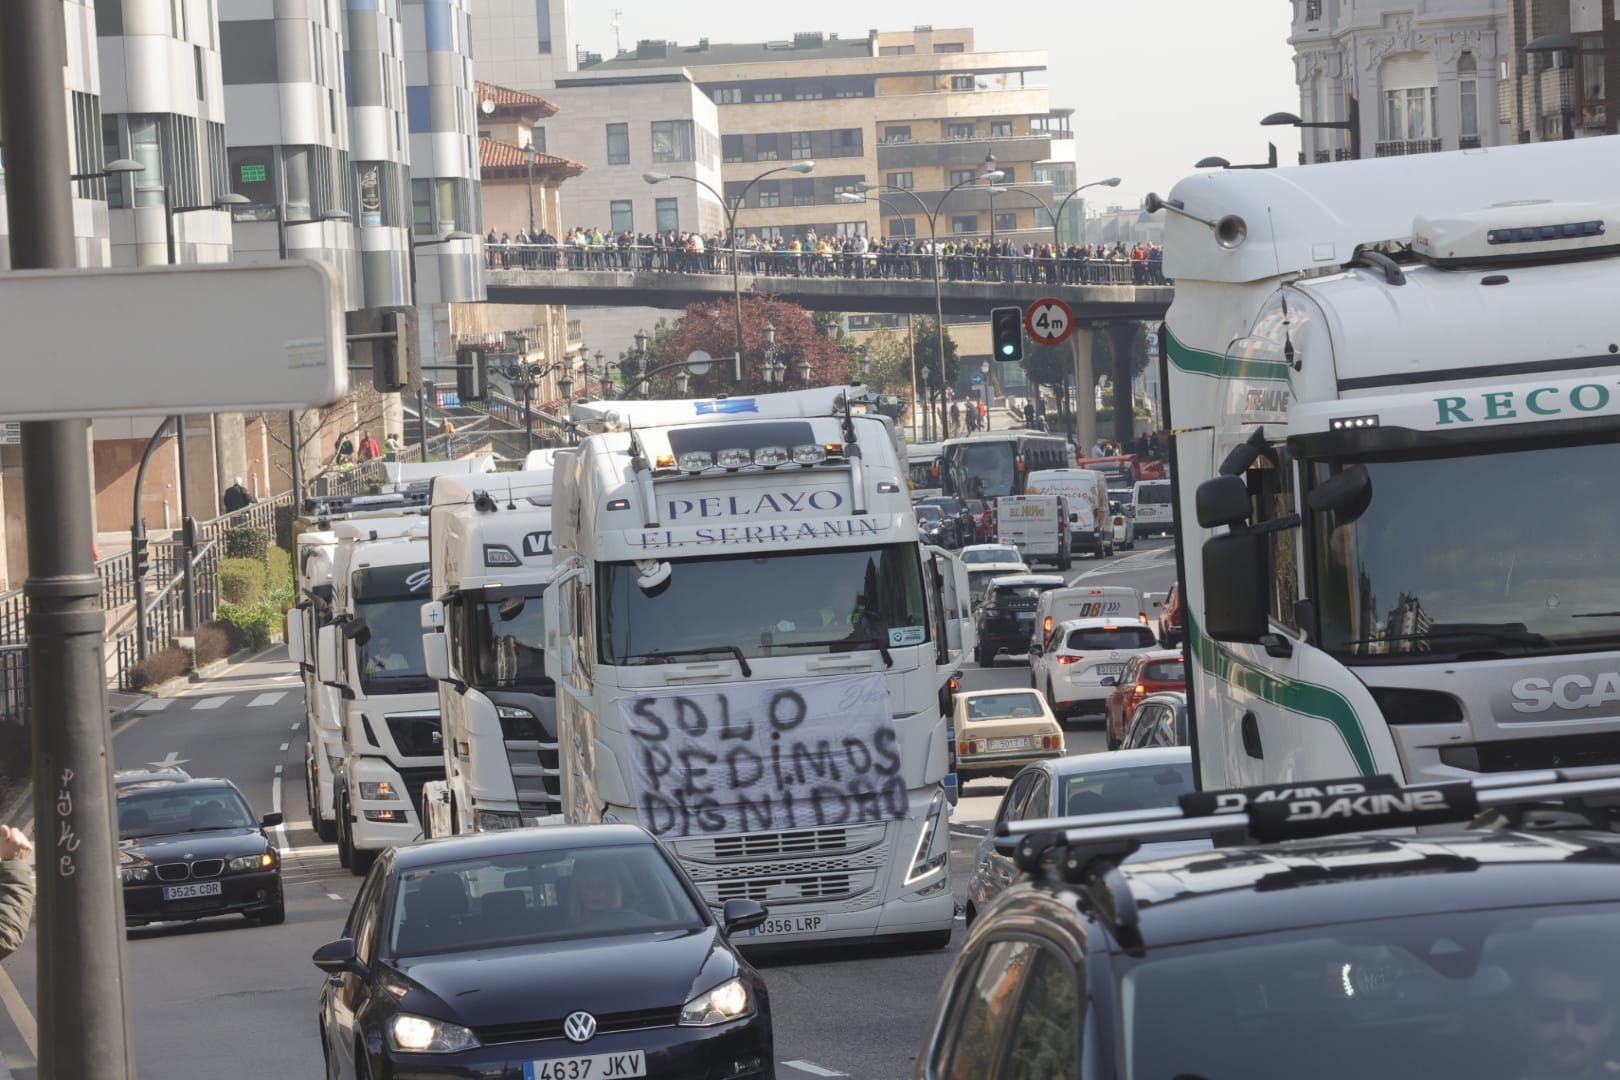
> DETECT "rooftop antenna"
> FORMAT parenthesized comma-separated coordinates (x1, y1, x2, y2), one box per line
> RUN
(610, 8, 624, 55)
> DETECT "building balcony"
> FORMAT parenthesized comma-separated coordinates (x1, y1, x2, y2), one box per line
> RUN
(877, 132, 1055, 170)
(1374, 138, 1442, 157)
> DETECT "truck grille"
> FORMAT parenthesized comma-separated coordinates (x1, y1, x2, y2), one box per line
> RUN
(395, 766, 443, 822)
(506, 738, 561, 817)
(675, 824, 891, 907)
(383, 711, 442, 758)
(676, 823, 885, 862)
(710, 870, 876, 904)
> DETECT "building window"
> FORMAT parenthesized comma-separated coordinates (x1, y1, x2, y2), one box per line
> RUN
(994, 212, 1018, 233)
(793, 86, 825, 101)
(227, 145, 277, 215)
(610, 199, 634, 232)
(651, 119, 694, 162)
(411, 177, 433, 235)
(606, 122, 630, 165)
(934, 42, 965, 53)
(1383, 85, 1439, 141)
(884, 126, 912, 144)
(1459, 52, 1479, 141)
(435, 177, 469, 233)
(532, 126, 546, 153)
(949, 167, 977, 186)
(1305, 0, 1322, 18)
(713, 87, 742, 105)
(194, 46, 207, 103)
(752, 90, 784, 103)
(792, 179, 814, 206)
(950, 75, 975, 91)
(536, 0, 551, 53)
(756, 182, 781, 208)
(789, 131, 813, 158)
(990, 120, 1013, 138)
(948, 122, 973, 140)
(1581, 40, 1607, 129)
(887, 171, 914, 189)
(833, 128, 862, 155)
(655, 197, 678, 232)
(998, 164, 1015, 182)
(722, 134, 743, 163)
(829, 221, 868, 237)
(102, 114, 128, 208)
(70, 92, 105, 202)
(888, 218, 917, 237)
(129, 115, 165, 207)
(879, 45, 916, 56)
(951, 214, 978, 234)
(754, 133, 780, 160)
(206, 121, 228, 205)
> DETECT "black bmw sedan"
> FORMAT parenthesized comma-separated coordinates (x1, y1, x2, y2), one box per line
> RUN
(315, 824, 774, 1080)
(117, 778, 285, 927)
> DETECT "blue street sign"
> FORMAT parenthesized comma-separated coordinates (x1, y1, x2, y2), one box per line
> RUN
(970, 373, 984, 385)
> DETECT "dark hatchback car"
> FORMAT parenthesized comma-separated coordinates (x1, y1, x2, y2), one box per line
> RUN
(916, 504, 959, 549)
(118, 778, 285, 927)
(918, 497, 977, 547)
(316, 824, 774, 1080)
(974, 575, 1065, 667)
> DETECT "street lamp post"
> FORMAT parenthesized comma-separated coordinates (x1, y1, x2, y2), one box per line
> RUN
(980, 359, 991, 426)
(645, 161, 814, 383)
(985, 150, 998, 247)
(840, 165, 1005, 441)
(1262, 99, 1362, 160)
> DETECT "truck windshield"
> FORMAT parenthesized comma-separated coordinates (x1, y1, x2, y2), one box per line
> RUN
(599, 544, 929, 663)
(353, 565, 433, 694)
(1310, 443, 1620, 663)
(466, 593, 551, 692)
(945, 442, 1016, 499)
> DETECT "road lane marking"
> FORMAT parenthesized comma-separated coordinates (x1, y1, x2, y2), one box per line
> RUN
(784, 1062, 848, 1077)
(192, 696, 230, 711)
(249, 691, 287, 708)
(327, 893, 344, 901)
(136, 699, 170, 712)
(279, 742, 289, 752)
(950, 828, 987, 838)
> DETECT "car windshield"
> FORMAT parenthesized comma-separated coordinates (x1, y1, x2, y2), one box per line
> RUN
(1110, 488, 1133, 505)
(1063, 625, 1158, 650)
(1309, 444, 1620, 663)
(916, 506, 944, 522)
(465, 592, 551, 692)
(1143, 659, 1186, 682)
(994, 584, 1052, 608)
(600, 544, 929, 663)
(1058, 760, 1192, 816)
(971, 569, 1024, 597)
(962, 546, 1021, 565)
(118, 787, 256, 838)
(389, 844, 705, 957)
(353, 564, 434, 694)
(1136, 483, 1172, 505)
(945, 441, 1017, 499)
(1114, 904, 1620, 1080)
(966, 692, 1045, 720)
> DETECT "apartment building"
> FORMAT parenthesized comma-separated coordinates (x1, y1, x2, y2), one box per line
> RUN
(1499, 0, 1619, 141)
(582, 27, 1074, 246)
(1288, 0, 1510, 160)
(470, 0, 577, 93)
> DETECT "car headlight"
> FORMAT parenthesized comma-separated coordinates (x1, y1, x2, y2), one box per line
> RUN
(359, 781, 401, 801)
(387, 1013, 480, 1054)
(228, 851, 277, 872)
(679, 977, 753, 1027)
(120, 866, 151, 884)
(905, 789, 949, 885)
(471, 809, 523, 832)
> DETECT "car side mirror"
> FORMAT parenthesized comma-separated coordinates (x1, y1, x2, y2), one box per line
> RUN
(1202, 530, 1270, 643)
(260, 812, 284, 829)
(312, 937, 364, 976)
(721, 898, 768, 935)
(1100, 675, 1118, 687)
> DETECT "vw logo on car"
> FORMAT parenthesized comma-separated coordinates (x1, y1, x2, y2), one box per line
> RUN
(564, 1011, 598, 1044)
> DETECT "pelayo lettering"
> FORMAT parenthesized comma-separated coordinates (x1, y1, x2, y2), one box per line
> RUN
(666, 489, 845, 521)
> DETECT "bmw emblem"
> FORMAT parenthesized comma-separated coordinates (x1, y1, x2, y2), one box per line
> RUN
(563, 1011, 597, 1043)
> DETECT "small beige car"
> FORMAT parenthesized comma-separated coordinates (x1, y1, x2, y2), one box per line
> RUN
(952, 689, 1065, 778)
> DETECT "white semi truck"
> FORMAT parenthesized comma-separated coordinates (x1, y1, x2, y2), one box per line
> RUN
(419, 467, 561, 835)
(313, 514, 441, 873)
(1152, 135, 1620, 789)
(544, 386, 974, 945)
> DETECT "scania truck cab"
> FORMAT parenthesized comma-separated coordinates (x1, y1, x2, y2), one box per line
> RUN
(1153, 136, 1620, 789)
(315, 514, 440, 873)
(545, 386, 975, 945)
(420, 468, 561, 835)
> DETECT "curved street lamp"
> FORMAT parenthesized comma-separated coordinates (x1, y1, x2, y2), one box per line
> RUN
(645, 161, 814, 383)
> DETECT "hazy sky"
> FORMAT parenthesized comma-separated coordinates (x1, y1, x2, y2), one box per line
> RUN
(573, 0, 1301, 213)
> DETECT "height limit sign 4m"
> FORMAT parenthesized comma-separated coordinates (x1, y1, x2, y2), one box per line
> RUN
(1025, 298, 1075, 347)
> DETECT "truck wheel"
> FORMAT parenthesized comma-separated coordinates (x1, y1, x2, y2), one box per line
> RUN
(335, 793, 352, 869)
(351, 848, 376, 878)
(315, 809, 337, 845)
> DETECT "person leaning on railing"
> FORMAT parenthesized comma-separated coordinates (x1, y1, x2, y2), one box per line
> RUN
(0, 825, 35, 959)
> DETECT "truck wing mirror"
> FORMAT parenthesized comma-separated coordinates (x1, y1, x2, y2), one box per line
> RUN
(422, 631, 452, 683)
(1201, 531, 1270, 643)
(498, 596, 526, 621)
(285, 610, 307, 666)
(316, 624, 342, 687)
(342, 618, 371, 647)
(1307, 464, 1372, 526)
(1195, 475, 1252, 529)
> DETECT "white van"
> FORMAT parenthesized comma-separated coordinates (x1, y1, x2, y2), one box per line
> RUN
(1026, 468, 1113, 558)
(996, 495, 1071, 570)
(1027, 585, 1147, 660)
(1132, 478, 1174, 537)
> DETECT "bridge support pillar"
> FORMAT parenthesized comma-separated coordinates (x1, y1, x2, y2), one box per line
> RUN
(1069, 326, 1096, 452)
(1107, 323, 1138, 447)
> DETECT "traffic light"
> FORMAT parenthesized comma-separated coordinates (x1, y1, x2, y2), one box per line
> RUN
(456, 345, 489, 402)
(992, 307, 1023, 363)
(132, 535, 150, 580)
(372, 309, 413, 392)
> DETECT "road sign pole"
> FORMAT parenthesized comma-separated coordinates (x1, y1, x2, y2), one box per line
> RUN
(1, 2, 137, 1077)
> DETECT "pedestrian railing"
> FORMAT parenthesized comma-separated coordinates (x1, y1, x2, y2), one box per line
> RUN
(485, 243, 1170, 287)
(113, 539, 222, 690)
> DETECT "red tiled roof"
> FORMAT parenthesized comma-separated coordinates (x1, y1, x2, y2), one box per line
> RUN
(479, 137, 587, 179)
(475, 81, 559, 117)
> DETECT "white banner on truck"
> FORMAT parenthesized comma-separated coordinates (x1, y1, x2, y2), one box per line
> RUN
(618, 672, 905, 839)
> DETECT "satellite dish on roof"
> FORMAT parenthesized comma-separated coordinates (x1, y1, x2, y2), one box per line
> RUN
(480, 98, 496, 115)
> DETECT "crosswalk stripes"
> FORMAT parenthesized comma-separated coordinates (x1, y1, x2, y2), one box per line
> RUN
(248, 691, 287, 708)
(133, 691, 302, 712)
(191, 696, 229, 711)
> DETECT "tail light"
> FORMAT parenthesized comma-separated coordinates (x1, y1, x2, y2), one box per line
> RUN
(1131, 683, 1147, 699)
(1041, 734, 1061, 749)
(1057, 654, 1083, 665)
(957, 741, 972, 756)
(1114, 516, 1125, 526)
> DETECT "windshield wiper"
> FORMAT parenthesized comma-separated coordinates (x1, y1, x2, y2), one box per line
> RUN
(1338, 624, 1550, 651)
(628, 646, 752, 677)
(791, 637, 895, 667)
(1572, 611, 1620, 619)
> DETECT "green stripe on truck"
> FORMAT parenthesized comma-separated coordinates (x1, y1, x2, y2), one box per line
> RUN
(1166, 326, 1293, 383)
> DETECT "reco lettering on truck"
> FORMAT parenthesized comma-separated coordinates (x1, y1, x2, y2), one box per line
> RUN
(1512, 670, 1620, 713)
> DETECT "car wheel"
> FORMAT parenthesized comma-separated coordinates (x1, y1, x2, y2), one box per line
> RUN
(356, 1038, 374, 1080)
(1058, 546, 1072, 572)
(1045, 680, 1059, 713)
(983, 652, 996, 669)
(251, 895, 286, 925)
(964, 900, 977, 927)
(1107, 733, 1122, 751)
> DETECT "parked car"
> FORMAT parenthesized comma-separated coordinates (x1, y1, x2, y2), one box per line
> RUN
(964, 747, 1202, 924)
(952, 689, 1064, 779)
(1032, 617, 1161, 718)
(117, 778, 285, 927)
(963, 499, 996, 543)
(1158, 581, 1184, 647)
(1104, 649, 1187, 749)
(915, 504, 958, 549)
(973, 575, 1066, 667)
(316, 825, 773, 1080)
(917, 497, 977, 549)
(1121, 691, 1189, 749)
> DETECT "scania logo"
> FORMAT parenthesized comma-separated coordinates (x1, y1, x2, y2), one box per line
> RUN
(1511, 670, 1620, 714)
(563, 1011, 597, 1043)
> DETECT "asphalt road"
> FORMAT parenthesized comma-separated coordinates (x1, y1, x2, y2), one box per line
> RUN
(0, 537, 1178, 1080)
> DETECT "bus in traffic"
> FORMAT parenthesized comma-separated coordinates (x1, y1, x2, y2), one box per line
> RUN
(940, 431, 1071, 502)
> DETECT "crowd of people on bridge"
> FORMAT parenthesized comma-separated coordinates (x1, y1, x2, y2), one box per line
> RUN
(485, 227, 1168, 286)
